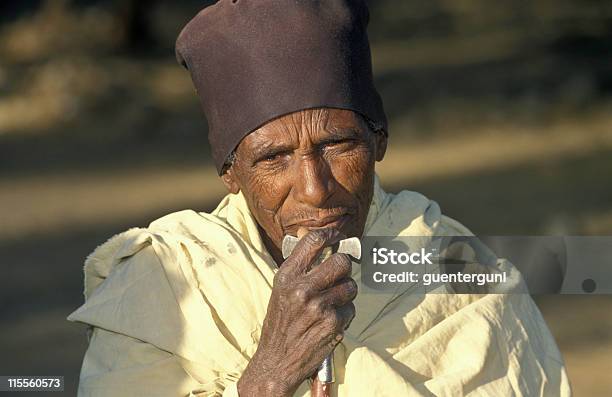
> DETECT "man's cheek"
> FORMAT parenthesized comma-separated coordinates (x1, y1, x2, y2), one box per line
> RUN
(245, 172, 286, 201)
(245, 182, 287, 236)
(332, 153, 373, 192)
(332, 154, 375, 228)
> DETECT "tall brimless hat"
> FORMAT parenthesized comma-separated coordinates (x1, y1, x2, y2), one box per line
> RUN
(175, 0, 388, 174)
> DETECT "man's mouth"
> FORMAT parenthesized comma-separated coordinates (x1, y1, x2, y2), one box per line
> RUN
(293, 213, 350, 230)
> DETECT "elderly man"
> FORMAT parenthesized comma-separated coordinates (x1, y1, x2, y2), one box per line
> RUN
(69, 1, 570, 396)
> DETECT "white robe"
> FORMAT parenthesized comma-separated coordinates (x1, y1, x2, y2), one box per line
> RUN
(68, 176, 571, 396)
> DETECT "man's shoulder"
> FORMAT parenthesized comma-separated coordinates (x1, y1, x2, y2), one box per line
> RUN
(148, 208, 229, 234)
(372, 184, 474, 237)
(76, 207, 234, 295)
(67, 209, 225, 358)
(68, 204, 269, 364)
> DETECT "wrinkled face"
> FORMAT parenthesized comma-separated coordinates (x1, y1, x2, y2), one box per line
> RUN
(221, 108, 387, 263)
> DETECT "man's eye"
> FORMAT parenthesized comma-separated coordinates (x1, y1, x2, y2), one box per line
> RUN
(264, 154, 280, 161)
(260, 152, 289, 163)
(323, 139, 355, 149)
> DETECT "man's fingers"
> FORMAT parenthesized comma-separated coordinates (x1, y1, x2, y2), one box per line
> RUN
(307, 253, 353, 290)
(336, 302, 356, 331)
(283, 228, 345, 276)
(310, 302, 355, 351)
(319, 277, 358, 308)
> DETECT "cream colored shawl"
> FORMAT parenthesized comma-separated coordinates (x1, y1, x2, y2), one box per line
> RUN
(68, 176, 571, 396)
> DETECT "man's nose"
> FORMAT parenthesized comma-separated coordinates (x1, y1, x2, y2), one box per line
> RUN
(292, 156, 335, 207)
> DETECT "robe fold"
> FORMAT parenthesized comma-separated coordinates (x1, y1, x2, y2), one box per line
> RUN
(68, 176, 571, 396)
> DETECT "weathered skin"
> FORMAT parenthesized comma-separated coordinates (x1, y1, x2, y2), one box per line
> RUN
(221, 108, 387, 397)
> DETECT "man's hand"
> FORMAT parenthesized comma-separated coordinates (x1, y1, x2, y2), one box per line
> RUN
(237, 228, 357, 397)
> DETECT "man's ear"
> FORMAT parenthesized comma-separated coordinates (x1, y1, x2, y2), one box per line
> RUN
(221, 166, 241, 194)
(374, 131, 388, 162)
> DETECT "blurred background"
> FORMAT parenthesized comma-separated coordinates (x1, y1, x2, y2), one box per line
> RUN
(1, 0, 611, 395)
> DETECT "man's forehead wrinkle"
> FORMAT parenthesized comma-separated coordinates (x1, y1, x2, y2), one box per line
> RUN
(290, 109, 321, 139)
(242, 109, 365, 156)
(314, 108, 331, 132)
(245, 120, 297, 152)
(280, 109, 361, 139)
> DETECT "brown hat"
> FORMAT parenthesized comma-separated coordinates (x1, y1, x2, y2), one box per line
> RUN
(176, 0, 387, 174)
